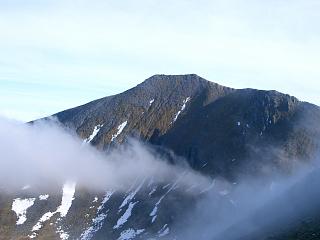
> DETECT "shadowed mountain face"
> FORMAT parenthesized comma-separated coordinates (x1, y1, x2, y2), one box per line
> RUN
(1, 74, 320, 240)
(54, 74, 320, 180)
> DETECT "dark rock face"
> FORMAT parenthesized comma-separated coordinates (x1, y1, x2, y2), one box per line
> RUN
(53, 74, 234, 149)
(2, 74, 320, 240)
(53, 74, 320, 179)
(156, 89, 320, 179)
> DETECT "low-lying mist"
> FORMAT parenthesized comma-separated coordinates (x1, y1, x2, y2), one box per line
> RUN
(0, 117, 209, 193)
(174, 151, 320, 240)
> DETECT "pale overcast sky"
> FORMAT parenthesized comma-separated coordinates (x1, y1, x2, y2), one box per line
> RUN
(0, 0, 319, 121)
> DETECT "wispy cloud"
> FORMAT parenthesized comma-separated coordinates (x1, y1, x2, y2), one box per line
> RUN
(0, 117, 209, 193)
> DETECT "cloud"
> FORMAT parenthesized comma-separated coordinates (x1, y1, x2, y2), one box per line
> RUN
(171, 141, 320, 239)
(0, 117, 209, 193)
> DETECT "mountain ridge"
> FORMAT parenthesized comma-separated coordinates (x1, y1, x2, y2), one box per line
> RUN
(48, 74, 319, 180)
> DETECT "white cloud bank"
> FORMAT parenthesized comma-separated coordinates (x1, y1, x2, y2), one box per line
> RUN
(0, 117, 209, 193)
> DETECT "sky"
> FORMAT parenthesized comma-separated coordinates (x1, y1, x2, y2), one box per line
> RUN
(0, 0, 319, 121)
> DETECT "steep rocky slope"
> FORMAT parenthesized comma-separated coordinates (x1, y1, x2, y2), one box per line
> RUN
(53, 74, 320, 179)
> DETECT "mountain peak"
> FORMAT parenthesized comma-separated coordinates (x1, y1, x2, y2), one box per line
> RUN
(135, 74, 231, 97)
(141, 73, 211, 86)
(148, 73, 201, 79)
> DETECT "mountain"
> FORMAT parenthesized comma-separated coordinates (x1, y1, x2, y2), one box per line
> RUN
(1, 74, 320, 240)
(53, 74, 319, 179)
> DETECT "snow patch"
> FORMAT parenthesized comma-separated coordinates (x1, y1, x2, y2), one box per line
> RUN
(202, 162, 208, 167)
(162, 183, 170, 189)
(172, 97, 191, 123)
(97, 191, 114, 212)
(119, 180, 144, 211)
(54, 182, 76, 240)
(149, 99, 155, 106)
(118, 228, 145, 240)
(151, 215, 157, 223)
(80, 191, 114, 240)
(57, 182, 76, 217)
(111, 121, 128, 142)
(39, 194, 49, 200)
(148, 187, 157, 196)
(158, 224, 170, 237)
(11, 198, 35, 225)
(31, 211, 55, 236)
(150, 174, 184, 223)
(114, 201, 138, 229)
(29, 233, 38, 239)
(80, 213, 107, 240)
(30, 182, 76, 238)
(84, 124, 103, 143)
(150, 205, 158, 223)
(56, 225, 69, 240)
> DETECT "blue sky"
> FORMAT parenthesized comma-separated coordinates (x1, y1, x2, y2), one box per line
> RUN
(0, 0, 319, 121)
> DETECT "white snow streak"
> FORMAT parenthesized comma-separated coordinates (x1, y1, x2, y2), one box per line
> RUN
(149, 99, 155, 107)
(119, 180, 144, 211)
(148, 187, 157, 196)
(32, 211, 55, 232)
(162, 183, 170, 189)
(39, 194, 49, 200)
(150, 204, 159, 223)
(150, 174, 185, 223)
(111, 121, 128, 142)
(11, 198, 35, 225)
(29, 182, 76, 239)
(158, 224, 170, 237)
(84, 124, 103, 143)
(114, 201, 138, 229)
(118, 228, 144, 240)
(172, 97, 191, 123)
(80, 191, 114, 240)
(57, 182, 76, 217)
